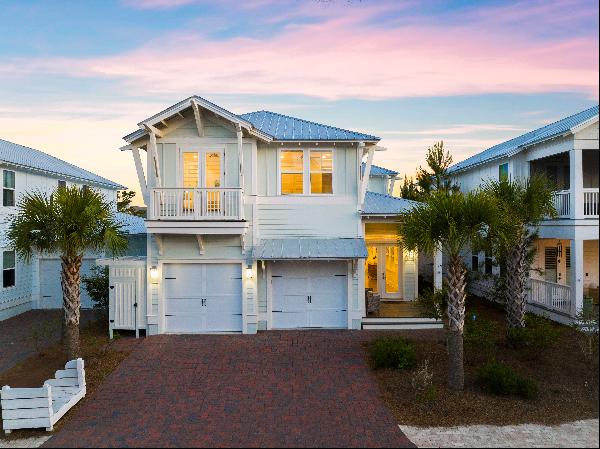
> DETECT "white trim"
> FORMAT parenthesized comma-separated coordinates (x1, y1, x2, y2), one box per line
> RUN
(191, 100, 205, 137)
(360, 144, 373, 206)
(131, 147, 148, 205)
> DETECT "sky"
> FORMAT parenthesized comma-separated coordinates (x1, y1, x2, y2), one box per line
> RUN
(0, 0, 598, 204)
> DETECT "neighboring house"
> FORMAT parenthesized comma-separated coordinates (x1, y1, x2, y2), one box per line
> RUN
(115, 95, 440, 335)
(0, 138, 127, 320)
(448, 106, 599, 323)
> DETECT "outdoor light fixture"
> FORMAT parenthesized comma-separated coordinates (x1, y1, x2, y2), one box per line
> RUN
(150, 266, 158, 280)
(246, 264, 254, 279)
(406, 250, 416, 261)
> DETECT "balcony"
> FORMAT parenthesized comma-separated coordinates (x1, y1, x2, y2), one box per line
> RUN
(149, 188, 244, 221)
(551, 188, 599, 219)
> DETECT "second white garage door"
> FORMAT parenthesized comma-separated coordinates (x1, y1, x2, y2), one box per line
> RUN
(39, 258, 96, 309)
(271, 261, 348, 329)
(163, 263, 243, 333)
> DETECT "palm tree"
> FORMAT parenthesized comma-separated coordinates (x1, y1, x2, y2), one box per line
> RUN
(401, 190, 495, 390)
(483, 176, 556, 328)
(8, 186, 127, 359)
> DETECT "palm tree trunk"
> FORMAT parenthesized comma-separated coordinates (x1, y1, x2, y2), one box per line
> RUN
(446, 255, 466, 390)
(505, 231, 528, 328)
(61, 255, 82, 360)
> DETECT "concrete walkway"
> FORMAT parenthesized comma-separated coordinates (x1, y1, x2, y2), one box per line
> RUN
(401, 419, 599, 448)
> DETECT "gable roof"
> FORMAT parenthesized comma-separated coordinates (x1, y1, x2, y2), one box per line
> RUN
(361, 162, 399, 176)
(0, 138, 125, 189)
(239, 110, 379, 142)
(448, 105, 599, 174)
(362, 191, 420, 215)
(123, 96, 379, 144)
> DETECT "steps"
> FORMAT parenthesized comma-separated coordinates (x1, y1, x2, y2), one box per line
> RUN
(361, 317, 444, 330)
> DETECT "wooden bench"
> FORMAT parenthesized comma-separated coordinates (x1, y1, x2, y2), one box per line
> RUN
(1, 359, 86, 433)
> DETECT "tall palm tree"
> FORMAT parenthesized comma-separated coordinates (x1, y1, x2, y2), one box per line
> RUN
(8, 186, 127, 359)
(401, 190, 495, 390)
(483, 176, 556, 328)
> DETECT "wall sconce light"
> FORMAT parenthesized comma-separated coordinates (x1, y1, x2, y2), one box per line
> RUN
(406, 250, 416, 261)
(150, 266, 159, 280)
(245, 264, 254, 279)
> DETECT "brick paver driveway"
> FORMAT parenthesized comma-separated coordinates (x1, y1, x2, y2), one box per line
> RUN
(44, 331, 414, 448)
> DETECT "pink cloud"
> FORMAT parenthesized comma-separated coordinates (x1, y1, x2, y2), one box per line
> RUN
(5, 0, 599, 100)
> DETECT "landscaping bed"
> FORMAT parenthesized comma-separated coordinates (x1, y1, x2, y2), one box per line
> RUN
(0, 318, 132, 441)
(368, 297, 599, 426)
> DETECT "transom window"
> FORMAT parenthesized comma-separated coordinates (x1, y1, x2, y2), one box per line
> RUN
(3, 170, 15, 207)
(3, 250, 15, 288)
(279, 149, 333, 195)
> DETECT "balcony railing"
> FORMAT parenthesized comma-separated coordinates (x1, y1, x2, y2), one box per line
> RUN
(584, 188, 599, 218)
(550, 188, 599, 219)
(552, 190, 570, 218)
(149, 188, 243, 220)
(527, 278, 572, 315)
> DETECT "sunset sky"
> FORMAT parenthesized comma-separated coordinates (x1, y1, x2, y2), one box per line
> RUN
(0, 0, 598, 204)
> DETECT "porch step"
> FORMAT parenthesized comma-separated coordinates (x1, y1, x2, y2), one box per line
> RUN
(361, 317, 444, 330)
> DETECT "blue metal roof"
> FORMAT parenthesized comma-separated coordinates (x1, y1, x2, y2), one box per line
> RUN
(252, 238, 368, 259)
(239, 110, 379, 141)
(361, 163, 399, 176)
(0, 138, 125, 189)
(449, 105, 599, 173)
(362, 191, 421, 215)
(115, 212, 146, 234)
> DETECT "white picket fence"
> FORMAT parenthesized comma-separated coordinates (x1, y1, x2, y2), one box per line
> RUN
(1, 359, 86, 433)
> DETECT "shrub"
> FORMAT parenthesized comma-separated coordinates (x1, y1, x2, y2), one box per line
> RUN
(82, 265, 109, 320)
(572, 301, 599, 361)
(411, 360, 436, 401)
(477, 360, 539, 400)
(507, 314, 561, 354)
(464, 313, 497, 362)
(370, 338, 417, 370)
(416, 288, 447, 321)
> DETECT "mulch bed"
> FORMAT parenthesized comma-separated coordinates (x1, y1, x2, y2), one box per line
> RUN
(0, 319, 133, 441)
(369, 297, 599, 426)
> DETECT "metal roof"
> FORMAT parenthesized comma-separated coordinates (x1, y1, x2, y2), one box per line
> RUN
(449, 105, 599, 173)
(252, 238, 368, 260)
(362, 191, 421, 215)
(115, 212, 146, 234)
(0, 138, 125, 189)
(361, 163, 399, 176)
(240, 110, 379, 141)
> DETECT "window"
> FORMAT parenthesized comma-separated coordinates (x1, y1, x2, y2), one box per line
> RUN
(310, 151, 333, 194)
(3, 250, 15, 288)
(471, 251, 479, 271)
(498, 163, 509, 182)
(279, 149, 333, 195)
(58, 180, 67, 189)
(82, 184, 90, 193)
(3, 170, 15, 206)
(485, 254, 493, 275)
(280, 150, 304, 194)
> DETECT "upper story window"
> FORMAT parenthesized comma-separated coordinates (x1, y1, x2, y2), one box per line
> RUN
(499, 163, 509, 182)
(58, 180, 67, 189)
(3, 250, 16, 288)
(280, 149, 333, 195)
(82, 184, 90, 193)
(3, 170, 15, 207)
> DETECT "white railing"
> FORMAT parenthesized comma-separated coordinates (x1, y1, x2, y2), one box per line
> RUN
(149, 188, 243, 220)
(583, 188, 599, 218)
(527, 278, 572, 315)
(552, 190, 570, 218)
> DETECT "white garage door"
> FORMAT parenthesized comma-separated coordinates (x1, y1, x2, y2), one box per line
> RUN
(164, 263, 243, 333)
(39, 259, 96, 309)
(271, 261, 347, 329)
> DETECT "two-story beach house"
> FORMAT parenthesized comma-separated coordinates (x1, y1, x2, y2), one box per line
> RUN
(0, 138, 131, 321)
(448, 106, 599, 323)
(116, 96, 439, 335)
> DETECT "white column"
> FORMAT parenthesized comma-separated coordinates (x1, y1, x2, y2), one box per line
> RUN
(570, 236, 584, 316)
(433, 244, 443, 290)
(569, 149, 583, 219)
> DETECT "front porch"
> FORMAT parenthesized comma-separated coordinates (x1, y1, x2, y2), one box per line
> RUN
(528, 238, 599, 321)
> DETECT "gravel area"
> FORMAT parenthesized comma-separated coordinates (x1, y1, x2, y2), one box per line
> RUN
(401, 419, 599, 448)
(0, 437, 50, 448)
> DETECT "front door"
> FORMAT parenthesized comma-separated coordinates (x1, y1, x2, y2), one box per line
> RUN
(365, 245, 402, 299)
